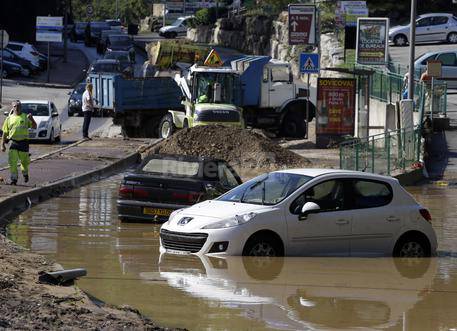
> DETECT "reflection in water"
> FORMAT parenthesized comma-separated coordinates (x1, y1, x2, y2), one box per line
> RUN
(6, 176, 457, 330)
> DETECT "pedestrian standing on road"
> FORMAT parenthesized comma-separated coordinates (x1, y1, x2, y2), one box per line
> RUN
(82, 83, 94, 140)
(1, 101, 37, 185)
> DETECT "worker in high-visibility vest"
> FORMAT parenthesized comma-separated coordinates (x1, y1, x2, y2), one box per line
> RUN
(1, 100, 37, 185)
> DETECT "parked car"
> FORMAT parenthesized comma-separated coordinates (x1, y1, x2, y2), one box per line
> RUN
(159, 16, 195, 39)
(70, 22, 88, 42)
(104, 50, 134, 72)
(117, 154, 242, 222)
(88, 59, 123, 75)
(90, 21, 111, 43)
(6, 41, 41, 69)
(106, 34, 135, 61)
(0, 49, 39, 76)
(415, 50, 457, 88)
(3, 101, 61, 143)
(389, 13, 457, 46)
(68, 82, 86, 116)
(160, 169, 437, 257)
(0, 60, 27, 78)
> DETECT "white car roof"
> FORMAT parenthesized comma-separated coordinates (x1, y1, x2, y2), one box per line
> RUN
(20, 100, 50, 105)
(419, 13, 454, 18)
(274, 168, 397, 182)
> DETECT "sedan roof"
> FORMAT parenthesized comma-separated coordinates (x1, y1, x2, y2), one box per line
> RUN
(418, 13, 454, 18)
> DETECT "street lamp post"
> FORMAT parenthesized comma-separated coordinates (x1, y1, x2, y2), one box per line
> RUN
(408, 0, 417, 99)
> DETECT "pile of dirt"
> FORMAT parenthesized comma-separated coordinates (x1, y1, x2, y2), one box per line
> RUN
(0, 235, 182, 330)
(152, 126, 310, 177)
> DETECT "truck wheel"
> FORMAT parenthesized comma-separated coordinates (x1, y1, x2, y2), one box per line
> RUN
(159, 114, 176, 139)
(281, 111, 306, 138)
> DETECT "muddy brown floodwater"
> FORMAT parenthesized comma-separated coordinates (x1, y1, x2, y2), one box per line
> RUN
(6, 175, 457, 330)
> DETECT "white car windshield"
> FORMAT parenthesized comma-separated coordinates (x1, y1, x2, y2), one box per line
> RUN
(21, 103, 49, 116)
(171, 18, 185, 27)
(218, 173, 312, 205)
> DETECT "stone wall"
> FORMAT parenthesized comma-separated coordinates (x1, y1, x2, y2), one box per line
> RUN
(187, 12, 343, 79)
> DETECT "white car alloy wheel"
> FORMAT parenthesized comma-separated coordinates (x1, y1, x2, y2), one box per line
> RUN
(394, 34, 408, 46)
(447, 32, 457, 44)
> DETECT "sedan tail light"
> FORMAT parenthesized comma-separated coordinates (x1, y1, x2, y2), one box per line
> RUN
(133, 188, 149, 199)
(172, 192, 201, 203)
(419, 209, 432, 223)
(119, 184, 133, 199)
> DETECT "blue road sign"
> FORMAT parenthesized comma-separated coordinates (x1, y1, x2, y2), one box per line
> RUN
(300, 53, 320, 74)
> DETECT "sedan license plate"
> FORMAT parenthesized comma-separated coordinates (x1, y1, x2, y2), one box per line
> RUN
(143, 207, 172, 217)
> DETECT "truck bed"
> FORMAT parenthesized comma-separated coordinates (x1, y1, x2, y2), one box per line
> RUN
(88, 73, 184, 113)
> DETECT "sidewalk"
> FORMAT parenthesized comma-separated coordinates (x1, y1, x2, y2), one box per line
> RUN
(0, 138, 156, 219)
(6, 48, 88, 88)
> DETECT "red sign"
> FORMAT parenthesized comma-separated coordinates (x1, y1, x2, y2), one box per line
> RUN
(288, 4, 316, 45)
(316, 78, 356, 136)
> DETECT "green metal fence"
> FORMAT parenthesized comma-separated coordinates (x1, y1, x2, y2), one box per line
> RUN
(355, 64, 447, 115)
(340, 128, 422, 176)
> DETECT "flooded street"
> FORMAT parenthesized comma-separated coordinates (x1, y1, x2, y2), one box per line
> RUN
(6, 175, 457, 330)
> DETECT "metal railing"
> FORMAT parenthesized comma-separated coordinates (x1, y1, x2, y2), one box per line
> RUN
(340, 128, 422, 176)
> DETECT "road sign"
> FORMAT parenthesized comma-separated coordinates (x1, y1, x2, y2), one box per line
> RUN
(0, 30, 9, 49)
(36, 16, 63, 42)
(288, 4, 316, 45)
(87, 5, 94, 17)
(204, 49, 223, 67)
(427, 60, 442, 78)
(300, 53, 320, 74)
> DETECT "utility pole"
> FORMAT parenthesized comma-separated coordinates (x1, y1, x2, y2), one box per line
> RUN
(63, 0, 68, 63)
(408, 0, 416, 99)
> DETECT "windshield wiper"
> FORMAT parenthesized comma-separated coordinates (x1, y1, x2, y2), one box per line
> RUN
(240, 174, 269, 203)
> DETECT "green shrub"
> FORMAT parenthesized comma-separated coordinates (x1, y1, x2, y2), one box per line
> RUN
(194, 6, 228, 26)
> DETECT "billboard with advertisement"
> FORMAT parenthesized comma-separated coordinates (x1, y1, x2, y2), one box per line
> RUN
(356, 18, 389, 65)
(337, 0, 368, 27)
(316, 78, 356, 137)
(288, 4, 316, 45)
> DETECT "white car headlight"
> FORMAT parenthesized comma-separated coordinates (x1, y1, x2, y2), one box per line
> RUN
(167, 208, 184, 225)
(39, 120, 50, 128)
(202, 212, 257, 230)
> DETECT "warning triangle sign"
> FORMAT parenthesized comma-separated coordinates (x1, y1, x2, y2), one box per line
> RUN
(204, 49, 223, 67)
(304, 57, 315, 70)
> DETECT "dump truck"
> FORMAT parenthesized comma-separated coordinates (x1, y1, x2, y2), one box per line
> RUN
(230, 55, 316, 137)
(88, 73, 184, 137)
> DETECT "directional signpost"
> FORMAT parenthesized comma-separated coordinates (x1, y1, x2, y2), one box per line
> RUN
(288, 4, 316, 45)
(36, 16, 63, 83)
(0, 30, 9, 106)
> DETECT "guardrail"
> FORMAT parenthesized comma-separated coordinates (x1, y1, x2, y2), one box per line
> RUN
(340, 128, 422, 176)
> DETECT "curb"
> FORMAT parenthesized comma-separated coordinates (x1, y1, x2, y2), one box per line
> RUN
(3, 79, 73, 89)
(0, 139, 162, 227)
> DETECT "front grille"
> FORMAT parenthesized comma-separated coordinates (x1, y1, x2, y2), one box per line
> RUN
(195, 109, 240, 122)
(160, 229, 208, 253)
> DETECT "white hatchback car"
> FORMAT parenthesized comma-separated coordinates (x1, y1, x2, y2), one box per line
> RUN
(160, 169, 437, 257)
(21, 101, 61, 143)
(389, 13, 457, 46)
(6, 41, 41, 68)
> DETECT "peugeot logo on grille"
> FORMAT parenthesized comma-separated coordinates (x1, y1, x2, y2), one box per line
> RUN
(178, 217, 193, 226)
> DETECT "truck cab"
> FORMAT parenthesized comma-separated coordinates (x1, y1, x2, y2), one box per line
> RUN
(158, 65, 244, 138)
(232, 56, 316, 138)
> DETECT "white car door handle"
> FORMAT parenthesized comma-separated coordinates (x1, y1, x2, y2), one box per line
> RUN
(336, 219, 349, 225)
(387, 216, 400, 222)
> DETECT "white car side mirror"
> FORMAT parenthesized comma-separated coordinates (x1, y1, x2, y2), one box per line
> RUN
(299, 202, 320, 221)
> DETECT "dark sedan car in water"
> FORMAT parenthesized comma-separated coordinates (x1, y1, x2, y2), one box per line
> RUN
(117, 154, 242, 222)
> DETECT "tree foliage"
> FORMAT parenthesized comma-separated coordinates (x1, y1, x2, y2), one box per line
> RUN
(71, 0, 149, 23)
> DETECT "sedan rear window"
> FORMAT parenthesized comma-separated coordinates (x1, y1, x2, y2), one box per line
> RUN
(142, 159, 200, 177)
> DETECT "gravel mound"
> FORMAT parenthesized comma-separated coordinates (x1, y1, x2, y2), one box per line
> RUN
(153, 126, 310, 176)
